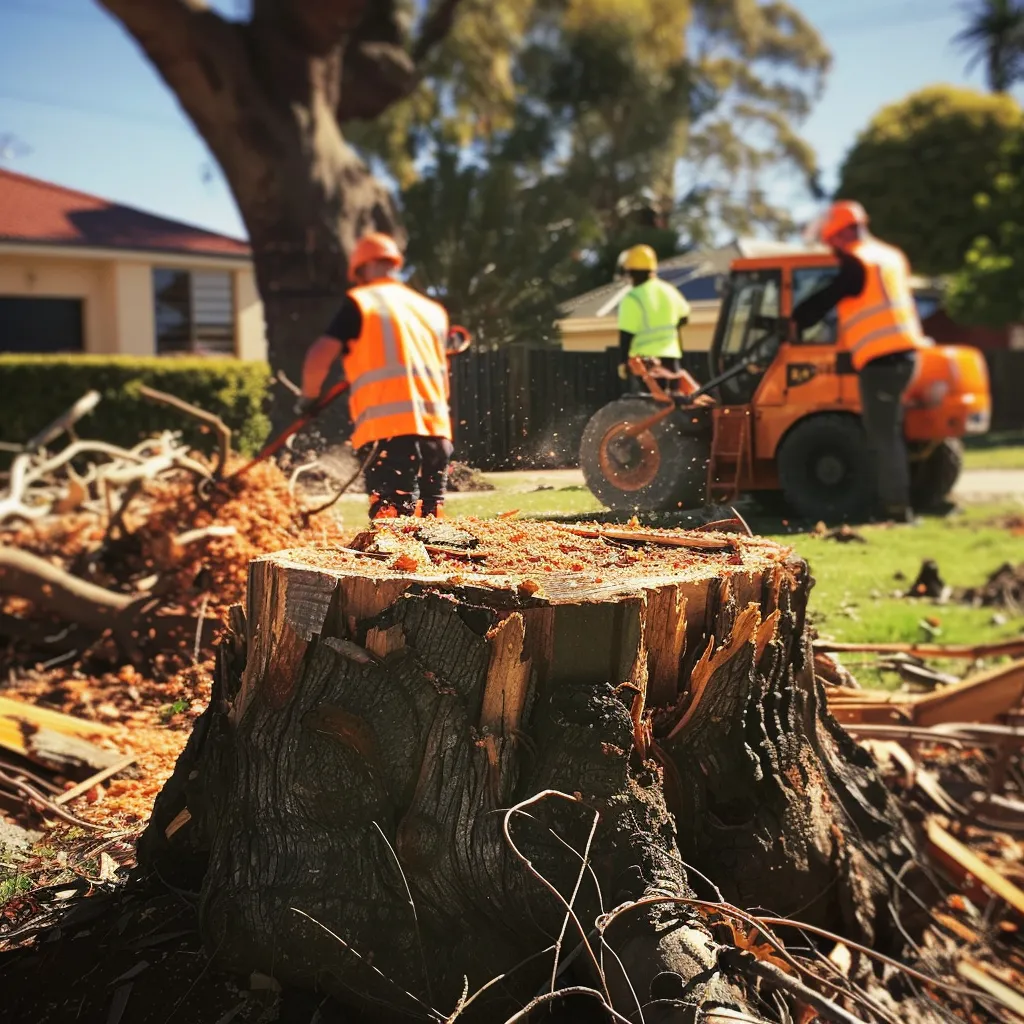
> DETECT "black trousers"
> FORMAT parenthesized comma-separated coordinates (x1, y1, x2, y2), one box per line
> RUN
(858, 351, 918, 512)
(360, 435, 454, 517)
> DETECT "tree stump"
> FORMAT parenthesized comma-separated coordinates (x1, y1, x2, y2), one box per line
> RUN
(142, 518, 911, 1021)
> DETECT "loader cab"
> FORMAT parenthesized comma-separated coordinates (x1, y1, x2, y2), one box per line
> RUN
(710, 254, 849, 413)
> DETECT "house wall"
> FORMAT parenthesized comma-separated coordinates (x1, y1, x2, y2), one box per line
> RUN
(0, 252, 113, 352)
(233, 268, 266, 361)
(0, 245, 267, 361)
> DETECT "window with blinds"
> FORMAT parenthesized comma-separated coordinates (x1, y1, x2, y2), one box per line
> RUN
(154, 269, 236, 355)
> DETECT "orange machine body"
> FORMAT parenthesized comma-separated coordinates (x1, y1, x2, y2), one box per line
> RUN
(718, 252, 991, 492)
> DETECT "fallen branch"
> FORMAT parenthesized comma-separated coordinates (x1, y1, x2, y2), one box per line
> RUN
(0, 455, 47, 523)
(560, 526, 733, 551)
(0, 546, 137, 628)
(25, 390, 102, 453)
(138, 385, 232, 479)
(0, 546, 160, 662)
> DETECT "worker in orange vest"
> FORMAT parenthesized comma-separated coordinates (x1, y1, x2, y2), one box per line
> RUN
(792, 201, 930, 522)
(299, 232, 454, 520)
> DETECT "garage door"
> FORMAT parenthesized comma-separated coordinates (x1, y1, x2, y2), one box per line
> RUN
(0, 297, 84, 353)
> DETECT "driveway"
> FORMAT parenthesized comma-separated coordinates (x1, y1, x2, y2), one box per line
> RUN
(479, 467, 1024, 498)
(955, 469, 1024, 499)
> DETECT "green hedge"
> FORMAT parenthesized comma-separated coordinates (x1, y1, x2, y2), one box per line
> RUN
(0, 355, 271, 456)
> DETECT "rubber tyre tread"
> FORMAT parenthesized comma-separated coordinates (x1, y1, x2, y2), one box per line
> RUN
(580, 398, 709, 512)
(911, 439, 963, 510)
(777, 414, 876, 522)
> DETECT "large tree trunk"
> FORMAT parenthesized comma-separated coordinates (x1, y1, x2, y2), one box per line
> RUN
(141, 520, 912, 1022)
(97, 0, 448, 429)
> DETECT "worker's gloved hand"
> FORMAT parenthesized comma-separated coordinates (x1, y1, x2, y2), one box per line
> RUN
(617, 363, 630, 381)
(293, 395, 318, 417)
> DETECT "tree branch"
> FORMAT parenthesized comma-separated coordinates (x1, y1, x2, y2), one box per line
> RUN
(96, 0, 258, 173)
(336, 0, 466, 122)
(413, 0, 466, 63)
(252, 0, 372, 56)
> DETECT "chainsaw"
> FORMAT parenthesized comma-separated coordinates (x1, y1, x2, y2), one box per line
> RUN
(232, 324, 473, 479)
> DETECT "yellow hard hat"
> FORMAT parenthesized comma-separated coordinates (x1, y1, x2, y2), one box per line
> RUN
(622, 244, 658, 272)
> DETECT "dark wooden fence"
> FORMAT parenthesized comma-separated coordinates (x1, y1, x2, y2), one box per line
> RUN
(451, 347, 1024, 470)
(449, 347, 706, 470)
(984, 350, 1024, 433)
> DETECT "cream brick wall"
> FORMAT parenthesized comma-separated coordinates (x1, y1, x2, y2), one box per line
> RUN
(0, 252, 112, 352)
(0, 245, 265, 361)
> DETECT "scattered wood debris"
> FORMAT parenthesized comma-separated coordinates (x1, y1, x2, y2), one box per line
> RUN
(0, 391, 1023, 1022)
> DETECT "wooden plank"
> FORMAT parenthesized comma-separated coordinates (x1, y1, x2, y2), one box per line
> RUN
(925, 818, 1024, 917)
(0, 696, 119, 769)
(957, 959, 1024, 1020)
(912, 660, 1024, 727)
(53, 752, 136, 805)
(0, 695, 116, 739)
(814, 639, 1024, 660)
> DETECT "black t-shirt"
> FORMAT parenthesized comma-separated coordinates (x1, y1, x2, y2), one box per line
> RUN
(324, 296, 363, 354)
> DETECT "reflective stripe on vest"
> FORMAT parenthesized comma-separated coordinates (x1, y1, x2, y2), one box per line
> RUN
(624, 289, 682, 358)
(838, 239, 925, 371)
(344, 283, 452, 448)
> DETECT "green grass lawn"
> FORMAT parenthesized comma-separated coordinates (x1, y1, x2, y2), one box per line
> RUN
(766, 505, 1024, 647)
(438, 481, 1024, 651)
(963, 431, 1024, 470)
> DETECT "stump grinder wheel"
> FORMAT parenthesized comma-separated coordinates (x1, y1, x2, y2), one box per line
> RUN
(580, 398, 710, 512)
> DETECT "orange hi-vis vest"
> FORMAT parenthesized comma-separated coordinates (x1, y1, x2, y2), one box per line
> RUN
(344, 280, 452, 450)
(838, 237, 927, 371)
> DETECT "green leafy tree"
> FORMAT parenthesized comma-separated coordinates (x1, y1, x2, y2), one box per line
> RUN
(953, 0, 1024, 93)
(836, 86, 1023, 276)
(401, 141, 592, 346)
(947, 127, 1024, 325)
(387, 0, 830, 342)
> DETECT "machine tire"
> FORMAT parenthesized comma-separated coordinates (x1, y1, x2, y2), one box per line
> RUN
(911, 439, 963, 510)
(580, 398, 710, 512)
(777, 414, 876, 522)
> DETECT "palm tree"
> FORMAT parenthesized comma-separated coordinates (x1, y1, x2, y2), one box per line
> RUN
(954, 0, 1024, 92)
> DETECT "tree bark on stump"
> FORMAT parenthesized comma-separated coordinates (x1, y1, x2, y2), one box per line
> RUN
(142, 536, 912, 1021)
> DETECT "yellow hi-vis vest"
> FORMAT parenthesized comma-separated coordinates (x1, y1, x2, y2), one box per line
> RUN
(618, 277, 690, 358)
(839, 238, 927, 371)
(344, 280, 452, 449)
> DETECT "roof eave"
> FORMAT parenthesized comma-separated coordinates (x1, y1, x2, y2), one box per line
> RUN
(0, 238, 252, 266)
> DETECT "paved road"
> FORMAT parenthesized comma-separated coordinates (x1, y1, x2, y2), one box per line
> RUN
(956, 468, 1024, 498)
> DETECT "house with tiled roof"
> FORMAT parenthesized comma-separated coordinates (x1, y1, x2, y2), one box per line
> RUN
(0, 169, 265, 359)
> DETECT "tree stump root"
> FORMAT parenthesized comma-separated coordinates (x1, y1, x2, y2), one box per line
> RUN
(141, 518, 914, 1021)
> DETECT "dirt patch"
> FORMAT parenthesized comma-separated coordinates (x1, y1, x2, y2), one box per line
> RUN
(447, 460, 494, 492)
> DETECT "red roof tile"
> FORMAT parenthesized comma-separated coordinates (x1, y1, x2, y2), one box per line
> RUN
(0, 168, 250, 258)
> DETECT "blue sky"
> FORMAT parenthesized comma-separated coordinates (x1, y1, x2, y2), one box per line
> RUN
(0, 0, 1021, 241)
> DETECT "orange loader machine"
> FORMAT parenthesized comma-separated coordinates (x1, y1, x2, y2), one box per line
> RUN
(580, 250, 992, 521)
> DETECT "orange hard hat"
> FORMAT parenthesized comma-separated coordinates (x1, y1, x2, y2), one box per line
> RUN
(819, 201, 868, 244)
(348, 232, 404, 282)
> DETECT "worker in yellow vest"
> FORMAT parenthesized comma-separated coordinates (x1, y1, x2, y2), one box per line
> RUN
(617, 245, 694, 392)
(299, 232, 453, 520)
(792, 201, 930, 522)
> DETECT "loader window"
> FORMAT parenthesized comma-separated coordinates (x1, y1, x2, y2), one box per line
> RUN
(719, 271, 780, 359)
(792, 266, 838, 344)
(711, 269, 781, 403)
